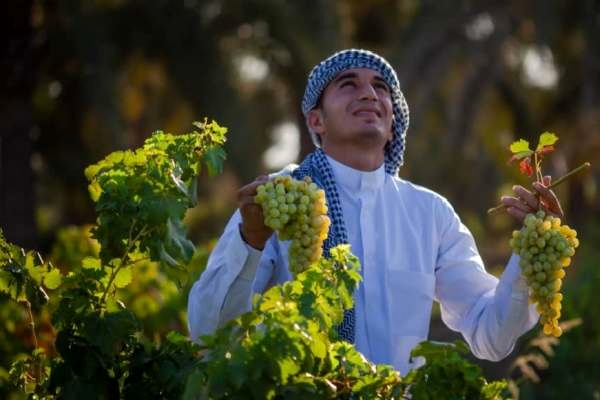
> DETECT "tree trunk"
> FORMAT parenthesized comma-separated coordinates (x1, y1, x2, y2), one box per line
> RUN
(0, 0, 36, 248)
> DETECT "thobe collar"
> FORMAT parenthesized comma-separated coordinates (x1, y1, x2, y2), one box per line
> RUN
(325, 154, 386, 193)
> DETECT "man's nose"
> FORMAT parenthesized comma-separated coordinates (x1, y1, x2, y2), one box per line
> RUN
(357, 82, 378, 101)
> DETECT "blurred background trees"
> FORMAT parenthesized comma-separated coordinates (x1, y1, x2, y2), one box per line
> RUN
(1, 0, 599, 398)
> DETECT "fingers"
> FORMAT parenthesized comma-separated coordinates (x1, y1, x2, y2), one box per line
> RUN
(512, 185, 539, 209)
(501, 196, 531, 214)
(502, 177, 565, 225)
(238, 175, 273, 249)
(504, 204, 528, 224)
(237, 175, 269, 203)
(533, 180, 564, 218)
(543, 175, 552, 186)
(501, 195, 533, 224)
(502, 184, 542, 225)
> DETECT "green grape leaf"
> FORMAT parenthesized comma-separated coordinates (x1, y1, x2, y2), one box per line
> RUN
(160, 218, 195, 268)
(507, 139, 533, 166)
(310, 333, 327, 359)
(81, 310, 139, 358)
(25, 255, 45, 285)
(170, 168, 190, 198)
(44, 268, 62, 290)
(481, 381, 508, 397)
(84, 164, 100, 181)
(165, 330, 190, 345)
(88, 182, 103, 202)
(0, 272, 10, 293)
(194, 119, 227, 144)
(278, 358, 301, 382)
(509, 139, 531, 154)
(105, 298, 126, 312)
(410, 340, 468, 360)
(182, 370, 206, 400)
(82, 257, 102, 270)
(536, 132, 558, 151)
(25, 252, 34, 270)
(113, 266, 133, 289)
(203, 147, 226, 176)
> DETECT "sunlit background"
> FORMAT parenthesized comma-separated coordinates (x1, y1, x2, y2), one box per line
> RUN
(2, 1, 600, 398)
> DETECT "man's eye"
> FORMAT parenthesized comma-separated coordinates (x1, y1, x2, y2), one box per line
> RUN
(375, 83, 389, 91)
(340, 81, 355, 88)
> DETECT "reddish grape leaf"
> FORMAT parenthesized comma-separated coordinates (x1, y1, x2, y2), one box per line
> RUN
(519, 158, 534, 176)
(508, 150, 533, 164)
(536, 145, 555, 156)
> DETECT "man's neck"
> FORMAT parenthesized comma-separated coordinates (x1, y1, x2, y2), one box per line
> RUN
(321, 144, 385, 172)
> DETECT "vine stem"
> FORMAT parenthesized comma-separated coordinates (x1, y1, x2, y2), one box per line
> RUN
(534, 152, 542, 210)
(23, 300, 41, 379)
(534, 152, 542, 183)
(487, 162, 591, 215)
(546, 162, 591, 189)
(100, 222, 149, 304)
(24, 300, 38, 350)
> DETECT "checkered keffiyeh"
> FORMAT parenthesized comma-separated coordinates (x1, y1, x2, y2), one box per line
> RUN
(294, 49, 410, 343)
(291, 148, 355, 342)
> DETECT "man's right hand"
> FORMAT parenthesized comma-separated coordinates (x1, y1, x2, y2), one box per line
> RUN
(238, 175, 273, 250)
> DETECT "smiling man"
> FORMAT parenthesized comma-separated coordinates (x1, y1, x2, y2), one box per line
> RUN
(187, 49, 563, 375)
(306, 68, 394, 171)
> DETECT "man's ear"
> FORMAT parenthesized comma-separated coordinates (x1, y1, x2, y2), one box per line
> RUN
(386, 116, 395, 143)
(306, 108, 325, 135)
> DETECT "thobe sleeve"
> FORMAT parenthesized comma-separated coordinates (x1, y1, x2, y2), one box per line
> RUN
(186, 210, 278, 341)
(433, 198, 539, 361)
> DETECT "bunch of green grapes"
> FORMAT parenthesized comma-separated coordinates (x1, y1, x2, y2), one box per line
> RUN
(254, 175, 331, 274)
(510, 210, 578, 337)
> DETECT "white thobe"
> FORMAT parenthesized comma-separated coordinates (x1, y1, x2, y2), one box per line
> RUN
(187, 155, 538, 375)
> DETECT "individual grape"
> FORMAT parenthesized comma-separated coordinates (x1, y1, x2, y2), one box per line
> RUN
(255, 175, 331, 275)
(510, 210, 578, 337)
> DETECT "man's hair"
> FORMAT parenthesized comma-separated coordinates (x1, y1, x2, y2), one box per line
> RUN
(307, 96, 324, 147)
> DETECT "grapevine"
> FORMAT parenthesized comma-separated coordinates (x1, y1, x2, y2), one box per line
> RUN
(254, 175, 331, 275)
(0, 120, 509, 399)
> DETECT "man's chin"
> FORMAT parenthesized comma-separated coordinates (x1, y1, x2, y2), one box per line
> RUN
(354, 128, 389, 143)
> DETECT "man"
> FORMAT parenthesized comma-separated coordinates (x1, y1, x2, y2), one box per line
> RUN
(187, 49, 563, 375)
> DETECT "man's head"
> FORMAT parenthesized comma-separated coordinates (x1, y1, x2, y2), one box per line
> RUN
(302, 49, 409, 174)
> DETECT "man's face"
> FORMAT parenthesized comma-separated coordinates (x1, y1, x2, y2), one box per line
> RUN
(308, 68, 394, 151)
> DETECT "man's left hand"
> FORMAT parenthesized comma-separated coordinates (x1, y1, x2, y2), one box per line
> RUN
(500, 175, 564, 224)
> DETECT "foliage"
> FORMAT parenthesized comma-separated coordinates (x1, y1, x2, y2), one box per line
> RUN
(84, 119, 226, 282)
(48, 225, 100, 272)
(186, 244, 407, 399)
(46, 224, 211, 338)
(0, 121, 226, 399)
(0, 229, 62, 308)
(405, 341, 506, 400)
(0, 229, 61, 397)
(1, 121, 510, 399)
(508, 132, 558, 178)
(185, 244, 507, 399)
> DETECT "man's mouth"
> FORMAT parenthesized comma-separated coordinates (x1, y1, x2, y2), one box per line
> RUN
(352, 108, 381, 118)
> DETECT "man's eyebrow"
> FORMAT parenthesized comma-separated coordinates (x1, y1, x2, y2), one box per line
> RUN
(332, 72, 357, 84)
(373, 76, 387, 85)
(332, 72, 389, 88)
